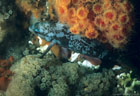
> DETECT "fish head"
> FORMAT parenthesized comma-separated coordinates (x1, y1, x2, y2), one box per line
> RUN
(29, 22, 55, 42)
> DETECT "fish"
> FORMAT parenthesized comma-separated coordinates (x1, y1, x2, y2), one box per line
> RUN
(29, 21, 110, 60)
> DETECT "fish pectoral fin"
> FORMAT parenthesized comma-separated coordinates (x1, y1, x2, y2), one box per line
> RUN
(40, 40, 57, 58)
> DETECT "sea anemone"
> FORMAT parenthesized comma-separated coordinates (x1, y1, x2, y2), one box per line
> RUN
(67, 17, 78, 26)
(122, 1, 133, 13)
(68, 7, 76, 18)
(71, 0, 79, 5)
(94, 16, 102, 26)
(70, 25, 80, 34)
(60, 0, 71, 6)
(106, 31, 126, 48)
(102, 2, 112, 9)
(57, 5, 68, 16)
(76, 6, 89, 19)
(94, 16, 107, 30)
(113, 34, 125, 43)
(103, 9, 117, 22)
(92, 3, 103, 14)
(85, 26, 98, 39)
(113, 2, 123, 12)
(98, 19, 107, 30)
(118, 13, 129, 24)
(110, 23, 121, 32)
(78, 19, 89, 32)
(56, 5, 68, 23)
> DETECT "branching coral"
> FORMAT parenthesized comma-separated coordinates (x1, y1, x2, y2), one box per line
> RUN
(50, 0, 134, 48)
(114, 71, 140, 95)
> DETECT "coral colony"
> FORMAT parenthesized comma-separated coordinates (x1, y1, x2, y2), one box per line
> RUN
(50, 0, 134, 48)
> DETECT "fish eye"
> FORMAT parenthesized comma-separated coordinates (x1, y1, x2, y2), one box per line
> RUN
(34, 22, 40, 28)
(34, 28, 40, 32)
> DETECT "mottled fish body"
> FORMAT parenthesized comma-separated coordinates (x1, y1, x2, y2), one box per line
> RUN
(29, 21, 109, 59)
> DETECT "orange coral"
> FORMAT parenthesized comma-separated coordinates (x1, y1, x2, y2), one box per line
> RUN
(67, 17, 78, 26)
(94, 16, 107, 30)
(113, 34, 125, 41)
(94, 16, 103, 26)
(16, 0, 45, 19)
(70, 25, 80, 34)
(78, 20, 89, 32)
(60, 0, 71, 6)
(0, 56, 14, 91)
(118, 13, 129, 24)
(111, 34, 126, 48)
(99, 20, 107, 30)
(54, 0, 68, 23)
(58, 5, 68, 16)
(76, 7, 89, 19)
(52, 0, 134, 48)
(110, 23, 121, 32)
(122, 0, 133, 13)
(85, 26, 98, 39)
(68, 8, 76, 18)
(103, 9, 117, 22)
(113, 2, 123, 12)
(102, 1, 112, 9)
(92, 3, 103, 14)
(105, 31, 124, 48)
(72, 0, 79, 5)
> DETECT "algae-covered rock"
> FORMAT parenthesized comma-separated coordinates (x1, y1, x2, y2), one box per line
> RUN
(0, 0, 30, 60)
(0, 0, 17, 43)
(0, 91, 5, 96)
